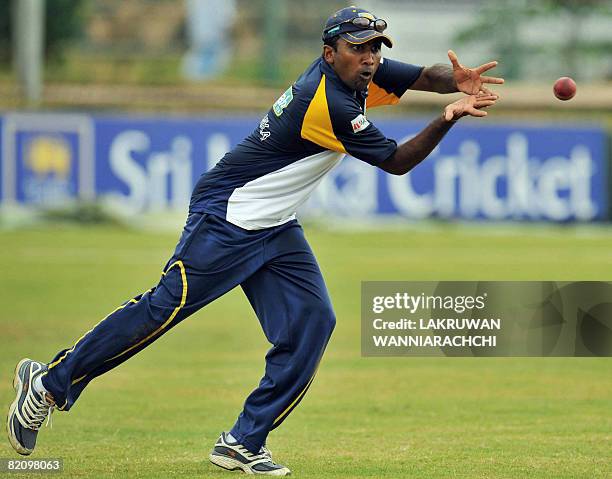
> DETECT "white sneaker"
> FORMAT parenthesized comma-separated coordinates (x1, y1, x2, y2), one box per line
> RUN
(209, 432, 291, 476)
(7, 359, 54, 455)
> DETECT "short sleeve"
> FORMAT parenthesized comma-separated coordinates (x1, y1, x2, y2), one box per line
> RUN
(367, 58, 424, 108)
(329, 96, 397, 167)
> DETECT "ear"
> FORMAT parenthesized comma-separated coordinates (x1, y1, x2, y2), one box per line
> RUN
(323, 45, 335, 64)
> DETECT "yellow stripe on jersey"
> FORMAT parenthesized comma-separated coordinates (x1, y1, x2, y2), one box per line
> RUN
(301, 75, 347, 153)
(367, 82, 400, 108)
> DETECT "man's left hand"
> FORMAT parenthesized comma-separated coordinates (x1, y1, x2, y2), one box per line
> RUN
(448, 50, 504, 96)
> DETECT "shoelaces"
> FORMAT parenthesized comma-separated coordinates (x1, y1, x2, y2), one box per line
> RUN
(18, 389, 54, 430)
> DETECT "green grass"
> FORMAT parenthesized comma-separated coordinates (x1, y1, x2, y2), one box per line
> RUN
(0, 223, 611, 478)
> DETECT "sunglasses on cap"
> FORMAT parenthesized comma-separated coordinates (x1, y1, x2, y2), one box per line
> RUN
(323, 16, 388, 38)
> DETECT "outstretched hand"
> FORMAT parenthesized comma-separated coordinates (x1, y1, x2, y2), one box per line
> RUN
(448, 50, 504, 96)
(443, 93, 498, 122)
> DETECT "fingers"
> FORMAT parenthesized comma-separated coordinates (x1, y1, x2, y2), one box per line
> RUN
(475, 93, 498, 100)
(466, 106, 488, 117)
(474, 91, 498, 107)
(474, 100, 496, 109)
(481, 75, 505, 85)
(476, 61, 498, 74)
(473, 94, 498, 104)
(478, 86, 498, 97)
(444, 107, 455, 122)
(445, 92, 498, 121)
(447, 50, 460, 68)
(465, 97, 496, 118)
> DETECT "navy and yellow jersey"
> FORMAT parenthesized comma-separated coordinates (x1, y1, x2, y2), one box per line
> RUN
(190, 56, 424, 230)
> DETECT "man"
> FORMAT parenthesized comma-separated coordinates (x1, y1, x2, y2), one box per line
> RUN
(7, 6, 502, 476)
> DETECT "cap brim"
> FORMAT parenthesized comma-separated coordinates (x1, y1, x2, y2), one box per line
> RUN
(340, 30, 393, 48)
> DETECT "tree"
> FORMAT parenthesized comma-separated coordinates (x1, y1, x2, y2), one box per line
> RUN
(0, 0, 86, 63)
(454, 0, 612, 81)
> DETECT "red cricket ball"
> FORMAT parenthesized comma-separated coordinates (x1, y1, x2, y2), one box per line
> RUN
(553, 77, 577, 101)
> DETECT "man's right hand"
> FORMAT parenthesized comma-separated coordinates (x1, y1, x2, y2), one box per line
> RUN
(443, 93, 498, 122)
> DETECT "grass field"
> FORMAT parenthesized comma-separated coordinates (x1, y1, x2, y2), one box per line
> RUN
(1, 223, 611, 478)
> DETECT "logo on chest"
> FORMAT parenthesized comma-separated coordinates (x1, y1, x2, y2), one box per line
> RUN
(351, 114, 370, 133)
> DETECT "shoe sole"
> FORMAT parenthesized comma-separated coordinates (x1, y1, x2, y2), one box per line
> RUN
(6, 358, 33, 455)
(209, 453, 248, 473)
(209, 452, 290, 476)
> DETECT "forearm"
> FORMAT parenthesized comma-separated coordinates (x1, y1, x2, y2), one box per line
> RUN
(412, 64, 458, 94)
(380, 115, 455, 175)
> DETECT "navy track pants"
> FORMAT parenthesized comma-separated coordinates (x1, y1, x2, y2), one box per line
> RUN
(41, 213, 336, 453)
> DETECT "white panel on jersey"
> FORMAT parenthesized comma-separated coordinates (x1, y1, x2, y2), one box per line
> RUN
(226, 150, 345, 230)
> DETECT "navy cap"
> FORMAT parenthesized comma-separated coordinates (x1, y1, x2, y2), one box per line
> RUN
(323, 6, 393, 48)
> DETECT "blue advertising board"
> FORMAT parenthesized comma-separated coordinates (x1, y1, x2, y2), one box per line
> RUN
(311, 121, 608, 221)
(0, 112, 607, 222)
(94, 117, 254, 215)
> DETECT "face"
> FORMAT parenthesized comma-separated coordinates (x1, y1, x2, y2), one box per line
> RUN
(324, 38, 382, 91)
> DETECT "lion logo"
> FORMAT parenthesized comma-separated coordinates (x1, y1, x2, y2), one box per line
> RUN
(25, 136, 71, 180)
